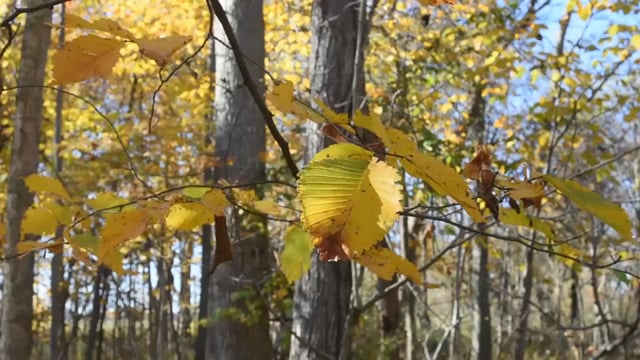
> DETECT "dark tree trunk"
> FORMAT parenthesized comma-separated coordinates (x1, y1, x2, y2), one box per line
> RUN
(290, 1, 360, 359)
(1, 1, 53, 358)
(206, 1, 272, 358)
(194, 25, 216, 360)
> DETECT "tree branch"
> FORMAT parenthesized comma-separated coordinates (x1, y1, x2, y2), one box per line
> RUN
(1, 0, 71, 27)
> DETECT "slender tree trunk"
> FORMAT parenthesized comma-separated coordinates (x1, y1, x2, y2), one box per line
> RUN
(450, 244, 465, 360)
(50, 5, 67, 359)
(206, 1, 272, 358)
(180, 240, 193, 338)
(96, 273, 110, 360)
(290, 1, 360, 358)
(86, 266, 110, 360)
(468, 84, 492, 360)
(194, 29, 215, 360)
(1, 1, 53, 358)
(155, 255, 168, 360)
(474, 235, 493, 360)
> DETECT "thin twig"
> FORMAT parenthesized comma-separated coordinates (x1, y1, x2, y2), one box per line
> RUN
(3, 84, 157, 195)
(0, 0, 71, 27)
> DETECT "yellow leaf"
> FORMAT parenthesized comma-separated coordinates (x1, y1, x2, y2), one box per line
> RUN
(101, 248, 128, 276)
(266, 81, 338, 126)
(266, 81, 297, 114)
(0, 223, 5, 245)
(24, 174, 69, 199)
(309, 142, 372, 164)
(280, 225, 313, 282)
(69, 233, 99, 252)
(418, 0, 456, 5)
(631, 34, 640, 51)
(253, 200, 281, 216)
(87, 192, 129, 211)
(499, 208, 554, 240)
(43, 201, 74, 226)
(299, 150, 402, 254)
(386, 129, 484, 222)
(182, 187, 211, 199)
(52, 35, 125, 85)
(21, 207, 58, 237)
(201, 189, 229, 216)
(354, 247, 422, 284)
(61, 14, 135, 39)
(139, 200, 171, 222)
(17, 240, 64, 256)
(353, 112, 389, 145)
(497, 179, 544, 200)
(165, 202, 214, 231)
(135, 35, 192, 66)
(231, 188, 257, 206)
(315, 101, 351, 126)
(98, 209, 148, 258)
(543, 175, 632, 239)
(577, 2, 591, 20)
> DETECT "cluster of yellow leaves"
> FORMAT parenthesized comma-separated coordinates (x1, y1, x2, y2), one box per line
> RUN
(270, 78, 635, 282)
(18, 174, 232, 275)
(268, 80, 487, 284)
(51, 14, 191, 85)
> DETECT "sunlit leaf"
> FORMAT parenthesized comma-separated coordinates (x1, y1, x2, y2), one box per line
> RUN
(182, 187, 211, 199)
(201, 189, 229, 215)
(354, 247, 422, 284)
(60, 14, 135, 39)
(165, 202, 214, 231)
(418, 0, 456, 5)
(24, 174, 69, 199)
(299, 147, 401, 254)
(386, 129, 484, 222)
(135, 35, 192, 66)
(253, 200, 281, 216)
(21, 207, 58, 237)
(499, 208, 554, 240)
(52, 35, 125, 85)
(543, 175, 632, 239)
(98, 209, 148, 260)
(16, 240, 64, 256)
(280, 225, 313, 283)
(88, 192, 130, 212)
(69, 233, 99, 252)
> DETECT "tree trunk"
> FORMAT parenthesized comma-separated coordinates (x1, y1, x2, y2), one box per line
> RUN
(468, 84, 492, 360)
(180, 239, 193, 337)
(0, 1, 52, 358)
(86, 266, 110, 360)
(206, 1, 272, 358)
(194, 27, 215, 360)
(289, 1, 360, 359)
(51, 5, 68, 359)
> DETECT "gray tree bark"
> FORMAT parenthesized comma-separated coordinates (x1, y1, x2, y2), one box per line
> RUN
(0, 1, 53, 358)
(51, 5, 67, 359)
(468, 85, 492, 360)
(289, 2, 360, 359)
(194, 25, 216, 360)
(206, 0, 272, 358)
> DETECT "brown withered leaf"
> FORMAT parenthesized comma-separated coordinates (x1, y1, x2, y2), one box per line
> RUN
(482, 192, 500, 220)
(322, 124, 349, 144)
(464, 144, 492, 180)
(314, 233, 350, 262)
(210, 215, 232, 273)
